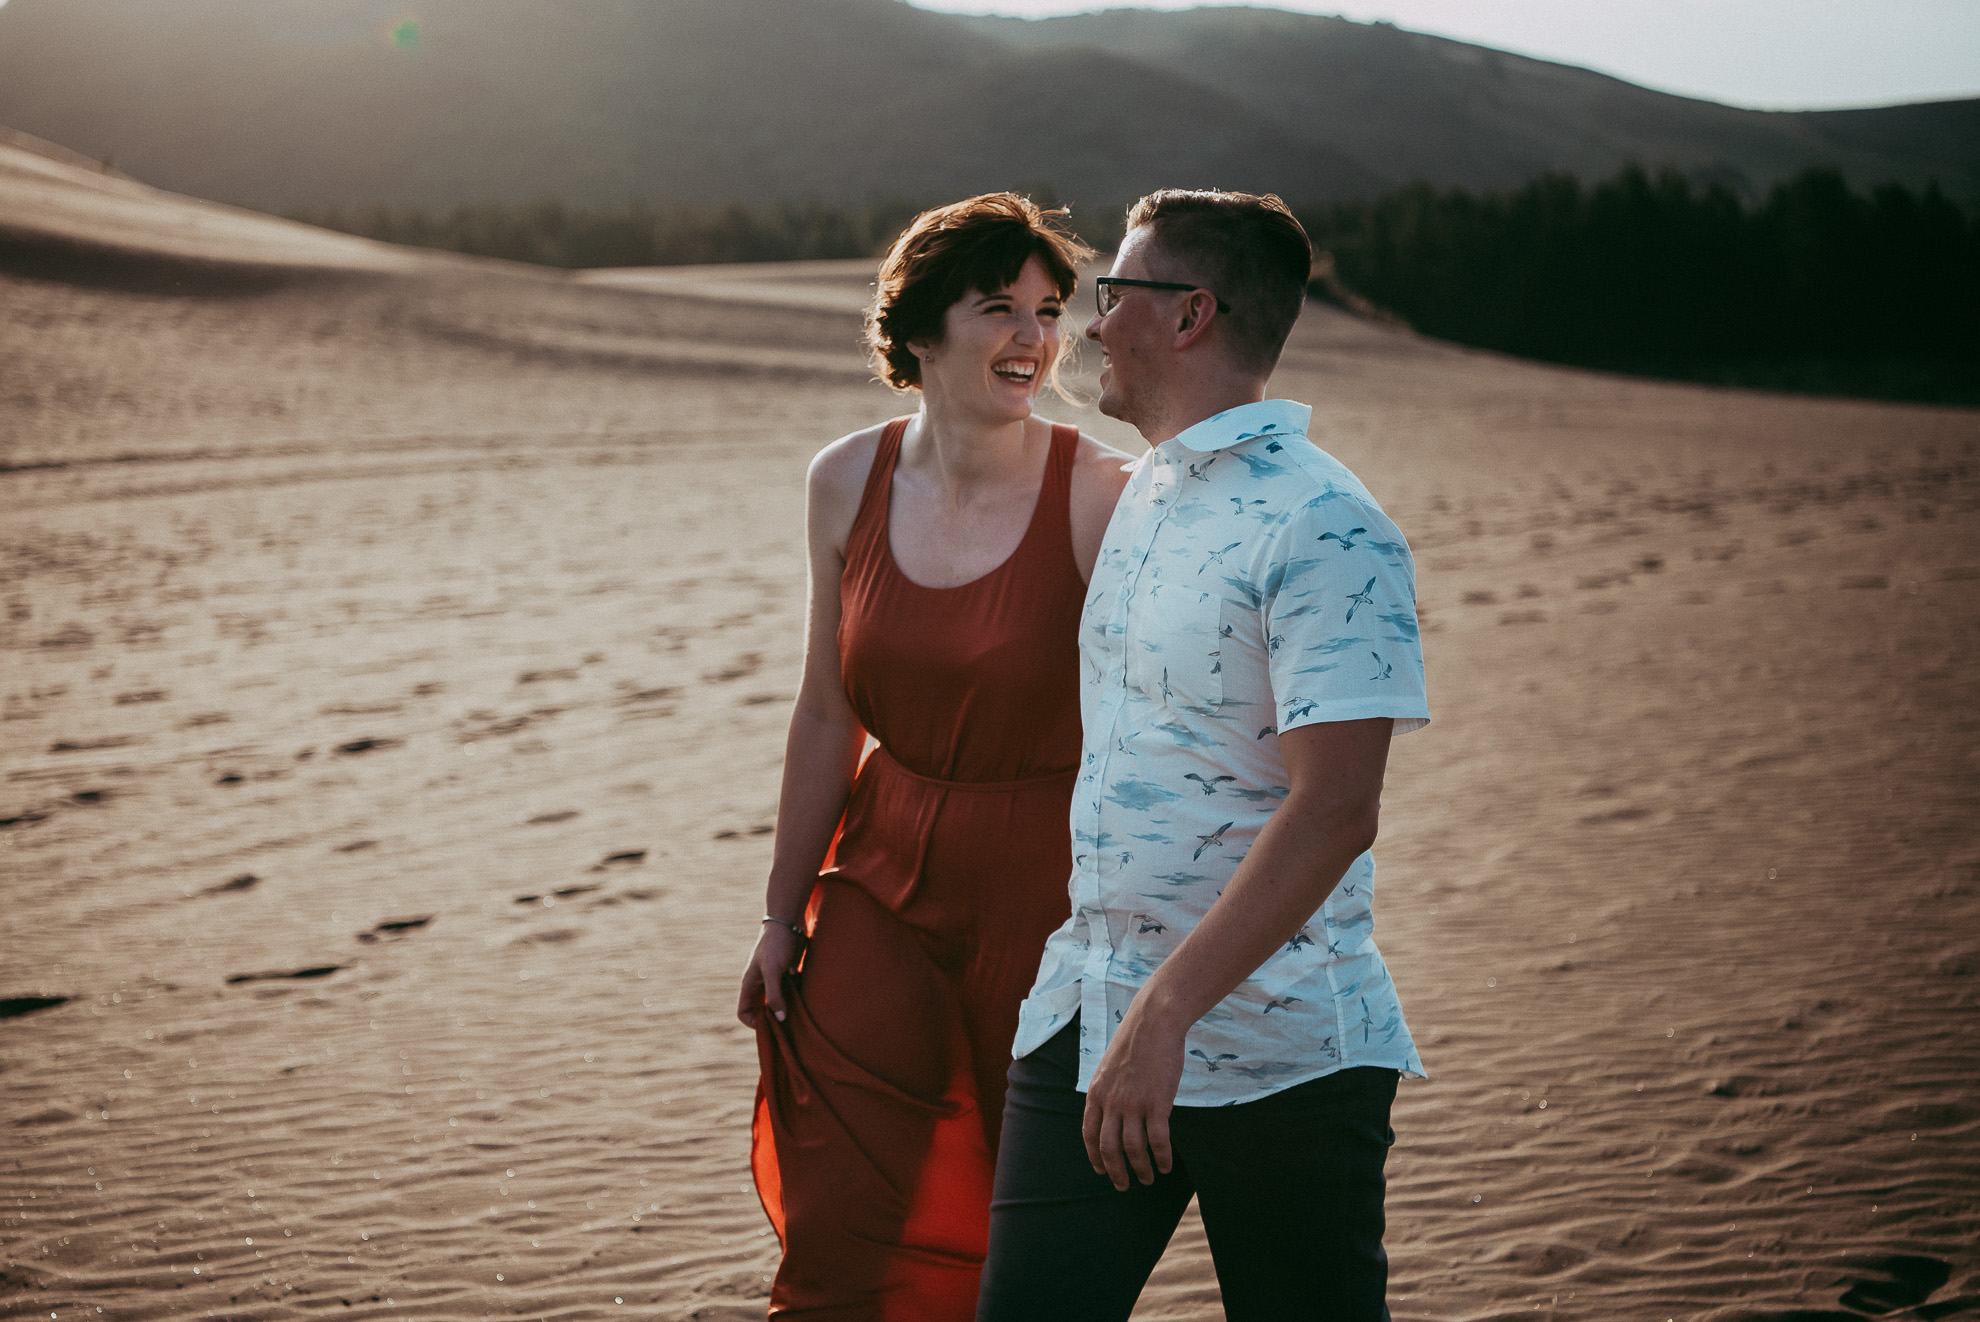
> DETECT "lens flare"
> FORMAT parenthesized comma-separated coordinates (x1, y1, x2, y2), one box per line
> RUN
(391, 18, 420, 49)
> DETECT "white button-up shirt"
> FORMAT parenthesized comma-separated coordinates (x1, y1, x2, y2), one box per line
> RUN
(1012, 399, 1429, 1104)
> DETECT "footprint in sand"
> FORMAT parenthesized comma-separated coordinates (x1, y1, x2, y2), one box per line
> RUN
(356, 915, 433, 944)
(48, 735, 142, 752)
(713, 823, 774, 839)
(195, 873, 259, 896)
(590, 850, 646, 871)
(517, 668, 581, 684)
(224, 965, 343, 985)
(512, 884, 603, 906)
(1835, 1254, 1953, 1315)
(515, 928, 581, 945)
(0, 995, 72, 1019)
(334, 737, 402, 755)
(526, 810, 579, 825)
(704, 652, 763, 683)
(1579, 806, 1653, 826)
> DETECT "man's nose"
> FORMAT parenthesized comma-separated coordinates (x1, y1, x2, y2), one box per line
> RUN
(1084, 314, 1104, 343)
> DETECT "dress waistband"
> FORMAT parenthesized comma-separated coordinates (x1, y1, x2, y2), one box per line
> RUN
(862, 743, 1078, 794)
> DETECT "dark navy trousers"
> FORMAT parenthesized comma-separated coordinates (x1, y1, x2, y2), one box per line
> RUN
(976, 1018, 1398, 1322)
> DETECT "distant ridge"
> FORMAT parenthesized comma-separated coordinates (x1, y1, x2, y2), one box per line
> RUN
(0, 0, 1971, 213)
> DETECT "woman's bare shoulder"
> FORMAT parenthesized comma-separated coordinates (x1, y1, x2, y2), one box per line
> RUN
(807, 420, 894, 508)
(805, 419, 899, 551)
(1069, 429, 1138, 494)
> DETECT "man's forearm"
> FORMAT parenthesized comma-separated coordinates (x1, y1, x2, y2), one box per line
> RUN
(1128, 782, 1380, 1041)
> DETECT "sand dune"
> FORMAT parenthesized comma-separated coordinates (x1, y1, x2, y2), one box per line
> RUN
(4, 137, 1979, 1321)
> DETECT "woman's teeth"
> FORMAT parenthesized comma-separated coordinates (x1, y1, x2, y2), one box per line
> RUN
(994, 362, 1036, 381)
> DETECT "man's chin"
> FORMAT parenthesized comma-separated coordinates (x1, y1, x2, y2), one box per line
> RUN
(1096, 386, 1132, 424)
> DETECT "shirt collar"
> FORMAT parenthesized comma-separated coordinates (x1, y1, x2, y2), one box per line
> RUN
(1168, 399, 1312, 454)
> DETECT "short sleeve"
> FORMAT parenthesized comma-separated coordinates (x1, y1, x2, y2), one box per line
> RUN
(1260, 491, 1429, 737)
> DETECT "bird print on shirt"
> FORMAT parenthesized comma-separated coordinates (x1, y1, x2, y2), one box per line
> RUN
(1369, 651, 1393, 681)
(1193, 821, 1235, 860)
(1199, 542, 1242, 575)
(1184, 773, 1237, 795)
(1318, 526, 1367, 550)
(1345, 577, 1377, 622)
(1263, 996, 1303, 1014)
(1189, 1048, 1240, 1072)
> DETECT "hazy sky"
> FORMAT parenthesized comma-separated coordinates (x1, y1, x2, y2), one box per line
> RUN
(908, 0, 1980, 110)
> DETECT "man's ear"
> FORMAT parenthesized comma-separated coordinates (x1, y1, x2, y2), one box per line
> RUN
(1171, 289, 1220, 352)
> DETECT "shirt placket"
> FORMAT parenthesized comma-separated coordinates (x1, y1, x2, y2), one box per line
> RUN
(1076, 446, 1181, 1081)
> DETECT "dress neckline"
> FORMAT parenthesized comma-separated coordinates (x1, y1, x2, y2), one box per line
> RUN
(879, 418, 1063, 593)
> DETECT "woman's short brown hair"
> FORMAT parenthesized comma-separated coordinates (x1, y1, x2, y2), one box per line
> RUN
(867, 193, 1094, 392)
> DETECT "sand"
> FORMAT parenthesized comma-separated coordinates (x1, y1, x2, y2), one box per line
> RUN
(3, 132, 1978, 1320)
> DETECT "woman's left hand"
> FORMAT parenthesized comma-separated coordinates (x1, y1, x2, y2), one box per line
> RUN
(737, 922, 805, 1029)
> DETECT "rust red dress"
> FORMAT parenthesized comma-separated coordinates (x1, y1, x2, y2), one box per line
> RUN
(752, 417, 1086, 1319)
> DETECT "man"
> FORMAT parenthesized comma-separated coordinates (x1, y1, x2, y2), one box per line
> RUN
(976, 190, 1430, 1321)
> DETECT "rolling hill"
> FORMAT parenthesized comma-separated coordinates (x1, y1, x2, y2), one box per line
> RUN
(0, 0, 1971, 214)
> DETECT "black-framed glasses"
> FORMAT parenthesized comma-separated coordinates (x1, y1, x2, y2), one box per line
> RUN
(1095, 277, 1232, 317)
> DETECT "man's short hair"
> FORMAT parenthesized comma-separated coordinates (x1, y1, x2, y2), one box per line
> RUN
(1125, 190, 1312, 377)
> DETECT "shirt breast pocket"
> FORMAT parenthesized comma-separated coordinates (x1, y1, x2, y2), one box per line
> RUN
(1126, 585, 1224, 716)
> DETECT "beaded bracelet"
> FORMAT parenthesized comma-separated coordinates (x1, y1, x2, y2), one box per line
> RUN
(761, 915, 806, 939)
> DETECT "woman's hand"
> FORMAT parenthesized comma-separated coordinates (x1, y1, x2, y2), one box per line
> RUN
(736, 921, 806, 1028)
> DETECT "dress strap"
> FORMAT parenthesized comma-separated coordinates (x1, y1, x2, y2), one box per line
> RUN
(846, 417, 910, 565)
(1040, 423, 1078, 522)
(1009, 421, 1082, 576)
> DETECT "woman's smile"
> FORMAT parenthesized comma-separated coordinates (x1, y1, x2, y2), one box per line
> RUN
(923, 254, 1065, 415)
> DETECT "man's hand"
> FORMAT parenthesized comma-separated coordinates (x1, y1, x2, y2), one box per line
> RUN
(1080, 1005, 1187, 1191)
(1075, 718, 1394, 1189)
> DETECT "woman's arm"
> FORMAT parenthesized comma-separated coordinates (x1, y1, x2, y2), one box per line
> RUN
(736, 427, 882, 1028)
(1067, 431, 1136, 584)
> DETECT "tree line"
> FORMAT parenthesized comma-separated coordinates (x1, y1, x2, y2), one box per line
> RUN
(294, 167, 1978, 406)
(1295, 167, 1978, 406)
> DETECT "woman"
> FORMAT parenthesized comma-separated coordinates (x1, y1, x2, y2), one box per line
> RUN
(737, 193, 1131, 1318)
